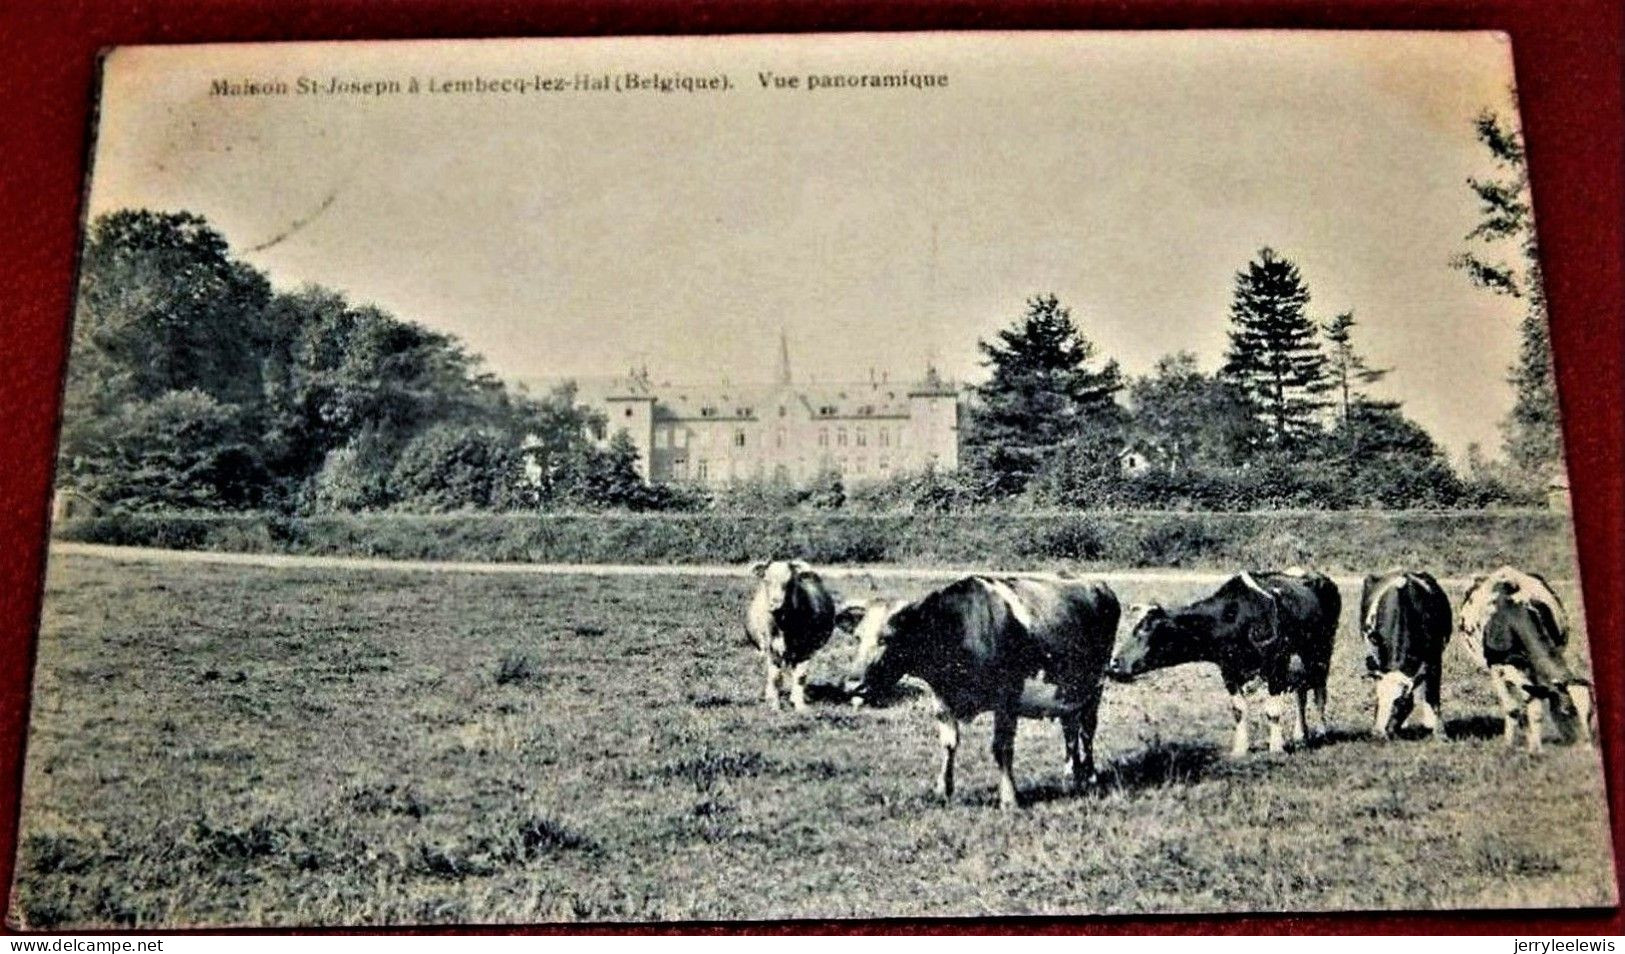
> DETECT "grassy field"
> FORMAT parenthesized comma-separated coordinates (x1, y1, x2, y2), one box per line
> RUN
(9, 554, 1616, 928)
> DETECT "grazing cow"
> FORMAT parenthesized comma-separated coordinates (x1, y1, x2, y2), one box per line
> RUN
(1459, 566, 1594, 751)
(842, 574, 1119, 809)
(745, 560, 836, 711)
(1360, 570, 1453, 740)
(1106, 570, 1340, 757)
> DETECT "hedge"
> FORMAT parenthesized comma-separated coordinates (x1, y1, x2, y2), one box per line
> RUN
(51, 509, 1579, 577)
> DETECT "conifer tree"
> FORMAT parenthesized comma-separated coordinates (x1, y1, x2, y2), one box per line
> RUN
(965, 294, 1123, 495)
(1321, 311, 1394, 451)
(1452, 108, 1562, 483)
(589, 430, 651, 508)
(1221, 248, 1330, 449)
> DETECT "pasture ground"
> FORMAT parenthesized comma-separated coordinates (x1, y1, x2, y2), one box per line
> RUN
(9, 554, 1617, 928)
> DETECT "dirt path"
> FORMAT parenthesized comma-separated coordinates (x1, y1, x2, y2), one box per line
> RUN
(50, 541, 1515, 588)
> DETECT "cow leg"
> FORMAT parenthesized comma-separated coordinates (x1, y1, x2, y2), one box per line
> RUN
(933, 699, 959, 801)
(763, 658, 782, 709)
(1567, 684, 1595, 746)
(1415, 670, 1445, 742)
(1490, 667, 1521, 747)
(1228, 693, 1251, 758)
(788, 661, 811, 711)
(1061, 710, 1096, 794)
(1524, 697, 1544, 753)
(1263, 693, 1290, 754)
(1414, 696, 1443, 740)
(1291, 688, 1309, 745)
(992, 708, 1019, 810)
(1061, 715, 1082, 790)
(1074, 689, 1101, 789)
(1310, 686, 1329, 741)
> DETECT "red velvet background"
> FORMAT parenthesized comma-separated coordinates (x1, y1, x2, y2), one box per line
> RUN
(1, 0, 1619, 936)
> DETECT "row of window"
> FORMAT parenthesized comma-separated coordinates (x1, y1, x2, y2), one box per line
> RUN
(653, 425, 903, 450)
(816, 425, 892, 448)
(690, 404, 887, 419)
(674, 456, 894, 481)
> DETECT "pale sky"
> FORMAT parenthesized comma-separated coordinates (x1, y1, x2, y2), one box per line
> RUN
(89, 32, 1531, 459)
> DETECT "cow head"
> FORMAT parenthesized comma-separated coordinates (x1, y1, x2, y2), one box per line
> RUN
(1553, 680, 1597, 746)
(1106, 604, 1175, 681)
(1371, 669, 1419, 739)
(1108, 578, 1278, 681)
(753, 559, 811, 614)
(838, 598, 910, 704)
(1363, 575, 1402, 732)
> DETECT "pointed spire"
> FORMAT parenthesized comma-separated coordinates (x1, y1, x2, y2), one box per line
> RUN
(777, 327, 792, 386)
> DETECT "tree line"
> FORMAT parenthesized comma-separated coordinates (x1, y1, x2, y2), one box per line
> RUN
(56, 110, 1557, 514)
(58, 209, 680, 514)
(952, 261, 1523, 512)
(951, 107, 1560, 512)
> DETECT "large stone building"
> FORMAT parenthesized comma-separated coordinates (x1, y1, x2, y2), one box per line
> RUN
(596, 340, 960, 487)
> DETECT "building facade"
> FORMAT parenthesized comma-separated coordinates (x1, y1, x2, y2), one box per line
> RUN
(598, 366, 960, 487)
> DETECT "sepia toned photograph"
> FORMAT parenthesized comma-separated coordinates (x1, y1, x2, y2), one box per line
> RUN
(11, 32, 1615, 928)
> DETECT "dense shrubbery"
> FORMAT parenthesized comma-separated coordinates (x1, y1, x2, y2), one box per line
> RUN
(59, 211, 663, 517)
(390, 425, 526, 512)
(54, 508, 1575, 577)
(786, 455, 1537, 515)
(68, 390, 266, 511)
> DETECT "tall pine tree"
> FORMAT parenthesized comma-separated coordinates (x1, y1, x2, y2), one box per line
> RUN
(965, 294, 1122, 495)
(1452, 108, 1562, 483)
(1221, 248, 1330, 450)
(1321, 311, 1394, 452)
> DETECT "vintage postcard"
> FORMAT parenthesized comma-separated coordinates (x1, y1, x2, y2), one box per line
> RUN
(12, 33, 1615, 928)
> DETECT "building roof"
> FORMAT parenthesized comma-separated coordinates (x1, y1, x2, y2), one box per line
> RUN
(661, 385, 898, 421)
(514, 372, 959, 421)
(649, 380, 961, 421)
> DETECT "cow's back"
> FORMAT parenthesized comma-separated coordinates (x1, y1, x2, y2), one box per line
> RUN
(1461, 566, 1572, 676)
(1261, 571, 1339, 671)
(1479, 598, 1578, 691)
(990, 576, 1118, 686)
(777, 571, 836, 665)
(1362, 571, 1451, 674)
(1411, 572, 1454, 645)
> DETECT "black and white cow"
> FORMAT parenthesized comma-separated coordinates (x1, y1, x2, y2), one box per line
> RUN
(745, 559, 836, 711)
(1360, 570, 1453, 740)
(842, 574, 1119, 809)
(1459, 565, 1594, 751)
(1106, 570, 1340, 757)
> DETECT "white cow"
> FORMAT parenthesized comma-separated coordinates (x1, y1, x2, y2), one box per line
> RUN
(1459, 566, 1594, 751)
(744, 560, 836, 711)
